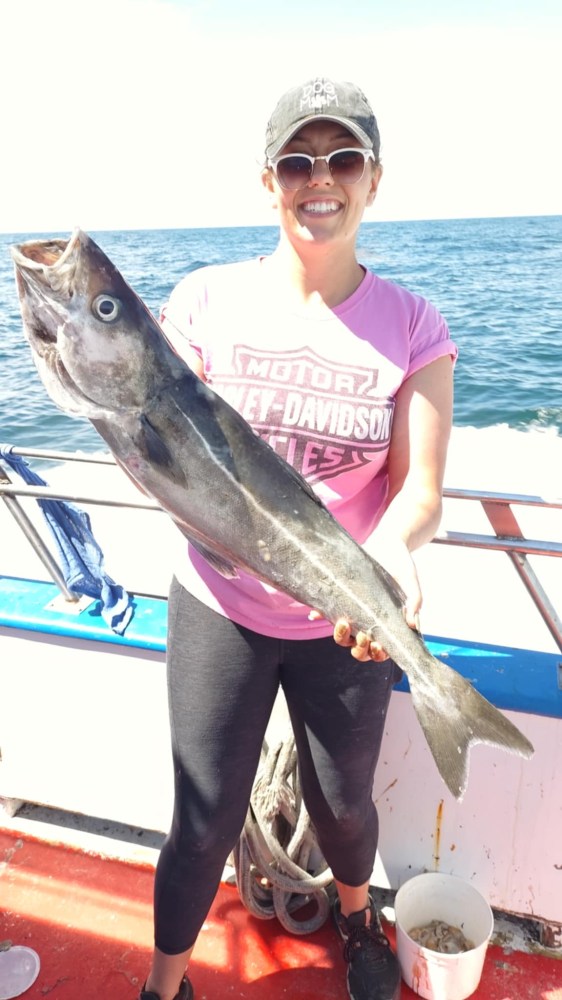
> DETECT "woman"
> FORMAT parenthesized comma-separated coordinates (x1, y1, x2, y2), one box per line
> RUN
(140, 77, 456, 1000)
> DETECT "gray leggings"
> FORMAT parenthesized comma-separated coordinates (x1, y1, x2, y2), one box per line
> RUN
(154, 577, 401, 954)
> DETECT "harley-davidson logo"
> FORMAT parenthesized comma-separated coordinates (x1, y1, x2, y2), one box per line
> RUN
(211, 346, 395, 484)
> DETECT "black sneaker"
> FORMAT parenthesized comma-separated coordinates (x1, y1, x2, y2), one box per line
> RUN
(139, 976, 193, 1000)
(333, 896, 401, 1000)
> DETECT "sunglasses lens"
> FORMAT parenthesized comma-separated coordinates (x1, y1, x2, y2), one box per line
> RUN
(275, 155, 312, 190)
(329, 150, 367, 184)
(273, 150, 369, 189)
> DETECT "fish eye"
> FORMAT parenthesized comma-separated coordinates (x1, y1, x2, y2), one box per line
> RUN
(92, 294, 121, 322)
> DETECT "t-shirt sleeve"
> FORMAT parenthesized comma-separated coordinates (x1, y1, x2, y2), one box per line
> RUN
(159, 269, 209, 363)
(406, 297, 458, 379)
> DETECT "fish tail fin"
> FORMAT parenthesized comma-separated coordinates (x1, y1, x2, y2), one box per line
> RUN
(408, 650, 534, 800)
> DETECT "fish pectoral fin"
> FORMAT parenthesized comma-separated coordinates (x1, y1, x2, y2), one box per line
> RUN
(138, 414, 177, 470)
(409, 654, 534, 801)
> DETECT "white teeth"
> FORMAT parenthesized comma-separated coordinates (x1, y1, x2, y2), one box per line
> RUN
(301, 201, 340, 214)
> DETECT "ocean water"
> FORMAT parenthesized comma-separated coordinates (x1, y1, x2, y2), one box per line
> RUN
(1, 216, 560, 652)
(0, 216, 560, 483)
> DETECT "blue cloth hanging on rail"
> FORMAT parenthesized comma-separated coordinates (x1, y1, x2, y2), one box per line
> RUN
(0, 444, 133, 635)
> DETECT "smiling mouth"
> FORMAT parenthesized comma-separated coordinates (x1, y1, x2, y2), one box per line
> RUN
(300, 200, 342, 215)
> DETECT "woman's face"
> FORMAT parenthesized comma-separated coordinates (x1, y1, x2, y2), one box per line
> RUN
(262, 120, 382, 249)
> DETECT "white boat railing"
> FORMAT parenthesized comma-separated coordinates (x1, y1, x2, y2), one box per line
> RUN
(434, 489, 562, 652)
(1, 446, 561, 652)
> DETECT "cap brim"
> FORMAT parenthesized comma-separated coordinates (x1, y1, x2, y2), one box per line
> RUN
(266, 114, 373, 159)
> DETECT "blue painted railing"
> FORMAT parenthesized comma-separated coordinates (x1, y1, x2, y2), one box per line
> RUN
(1, 574, 560, 719)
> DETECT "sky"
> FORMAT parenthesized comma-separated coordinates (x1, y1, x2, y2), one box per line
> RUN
(1, 0, 561, 233)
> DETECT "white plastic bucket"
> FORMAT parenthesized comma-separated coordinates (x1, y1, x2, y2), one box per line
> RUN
(394, 873, 494, 1000)
(0, 946, 40, 1000)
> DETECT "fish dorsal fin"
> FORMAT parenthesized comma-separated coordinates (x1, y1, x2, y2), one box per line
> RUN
(281, 460, 324, 506)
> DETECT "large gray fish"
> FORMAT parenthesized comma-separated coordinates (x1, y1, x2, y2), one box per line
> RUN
(11, 229, 534, 799)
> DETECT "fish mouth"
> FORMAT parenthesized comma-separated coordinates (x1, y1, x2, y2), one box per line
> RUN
(11, 229, 115, 418)
(11, 229, 80, 291)
(11, 230, 81, 351)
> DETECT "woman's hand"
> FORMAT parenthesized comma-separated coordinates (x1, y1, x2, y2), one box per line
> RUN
(331, 619, 395, 662)
(309, 536, 422, 663)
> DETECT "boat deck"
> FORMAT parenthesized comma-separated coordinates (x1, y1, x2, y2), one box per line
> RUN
(1, 824, 561, 1000)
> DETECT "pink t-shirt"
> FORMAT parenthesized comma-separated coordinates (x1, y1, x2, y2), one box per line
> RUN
(160, 257, 457, 639)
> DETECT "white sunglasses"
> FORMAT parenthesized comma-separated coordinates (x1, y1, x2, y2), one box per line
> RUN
(267, 147, 375, 190)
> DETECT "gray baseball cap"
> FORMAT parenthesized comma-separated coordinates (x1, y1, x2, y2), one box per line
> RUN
(265, 78, 380, 159)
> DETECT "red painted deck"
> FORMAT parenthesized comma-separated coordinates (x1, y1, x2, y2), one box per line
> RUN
(1, 827, 561, 1000)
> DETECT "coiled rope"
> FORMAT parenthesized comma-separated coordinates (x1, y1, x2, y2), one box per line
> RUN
(232, 725, 334, 935)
